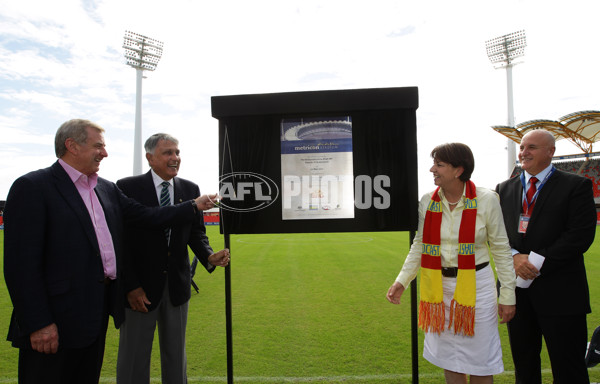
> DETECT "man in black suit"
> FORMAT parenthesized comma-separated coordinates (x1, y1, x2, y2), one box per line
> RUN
(116, 133, 229, 384)
(496, 129, 597, 383)
(3, 119, 217, 384)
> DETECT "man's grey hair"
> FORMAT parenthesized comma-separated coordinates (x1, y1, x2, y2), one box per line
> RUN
(144, 133, 179, 154)
(55, 119, 105, 158)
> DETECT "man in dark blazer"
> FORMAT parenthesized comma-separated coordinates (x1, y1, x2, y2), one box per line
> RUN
(3, 119, 217, 384)
(496, 129, 597, 383)
(115, 133, 229, 384)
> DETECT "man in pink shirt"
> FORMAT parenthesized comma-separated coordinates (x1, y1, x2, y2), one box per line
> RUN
(3, 119, 218, 384)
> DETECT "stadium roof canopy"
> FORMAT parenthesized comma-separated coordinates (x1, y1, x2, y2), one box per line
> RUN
(492, 110, 600, 154)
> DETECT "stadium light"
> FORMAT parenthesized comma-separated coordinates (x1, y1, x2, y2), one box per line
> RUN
(486, 30, 526, 177)
(123, 31, 164, 175)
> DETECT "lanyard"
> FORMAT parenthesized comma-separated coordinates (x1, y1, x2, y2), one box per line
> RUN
(520, 166, 555, 211)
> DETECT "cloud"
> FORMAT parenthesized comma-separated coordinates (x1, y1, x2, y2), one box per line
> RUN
(388, 26, 416, 38)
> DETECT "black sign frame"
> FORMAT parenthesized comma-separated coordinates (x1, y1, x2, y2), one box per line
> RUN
(212, 87, 420, 234)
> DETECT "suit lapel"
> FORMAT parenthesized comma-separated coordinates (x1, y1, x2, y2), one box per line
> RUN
(50, 162, 100, 253)
(144, 172, 160, 207)
(94, 179, 116, 229)
(173, 177, 185, 205)
(527, 170, 559, 228)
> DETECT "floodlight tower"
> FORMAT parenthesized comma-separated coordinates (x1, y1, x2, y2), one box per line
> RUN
(123, 31, 164, 175)
(485, 30, 526, 176)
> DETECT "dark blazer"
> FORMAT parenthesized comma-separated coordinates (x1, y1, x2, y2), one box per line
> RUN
(495, 169, 596, 316)
(3, 161, 197, 349)
(116, 172, 214, 311)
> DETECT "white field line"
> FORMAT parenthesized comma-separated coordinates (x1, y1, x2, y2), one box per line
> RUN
(3, 369, 599, 383)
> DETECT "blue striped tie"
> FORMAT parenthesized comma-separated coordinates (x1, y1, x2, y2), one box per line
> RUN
(160, 181, 171, 240)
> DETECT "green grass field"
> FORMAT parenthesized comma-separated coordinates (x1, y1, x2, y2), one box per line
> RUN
(1, 227, 600, 383)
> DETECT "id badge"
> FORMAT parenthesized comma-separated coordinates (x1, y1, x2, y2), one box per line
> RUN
(518, 214, 530, 233)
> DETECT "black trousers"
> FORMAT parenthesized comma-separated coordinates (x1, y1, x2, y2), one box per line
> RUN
(508, 288, 589, 384)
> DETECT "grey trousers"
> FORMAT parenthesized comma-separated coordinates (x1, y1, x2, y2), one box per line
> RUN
(117, 283, 189, 384)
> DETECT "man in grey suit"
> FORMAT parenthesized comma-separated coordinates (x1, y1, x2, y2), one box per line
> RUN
(496, 129, 596, 383)
(116, 133, 230, 384)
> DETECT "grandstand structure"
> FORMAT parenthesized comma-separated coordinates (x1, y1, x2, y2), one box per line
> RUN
(492, 110, 600, 224)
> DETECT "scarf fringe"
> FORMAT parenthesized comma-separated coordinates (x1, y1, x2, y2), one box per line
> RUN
(418, 301, 445, 334)
(449, 299, 475, 336)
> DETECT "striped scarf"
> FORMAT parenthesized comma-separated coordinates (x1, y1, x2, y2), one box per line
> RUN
(418, 180, 477, 336)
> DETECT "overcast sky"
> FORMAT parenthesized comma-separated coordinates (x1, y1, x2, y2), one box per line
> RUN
(1, 0, 598, 201)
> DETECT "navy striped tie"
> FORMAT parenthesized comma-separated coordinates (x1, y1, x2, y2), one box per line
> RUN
(160, 181, 171, 240)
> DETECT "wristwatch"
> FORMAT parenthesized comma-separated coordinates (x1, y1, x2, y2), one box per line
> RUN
(191, 200, 198, 213)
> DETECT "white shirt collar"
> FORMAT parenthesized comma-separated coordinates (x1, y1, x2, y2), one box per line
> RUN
(150, 169, 173, 189)
(524, 163, 553, 184)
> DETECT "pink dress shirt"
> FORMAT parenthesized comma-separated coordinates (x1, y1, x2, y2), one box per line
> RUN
(59, 159, 117, 279)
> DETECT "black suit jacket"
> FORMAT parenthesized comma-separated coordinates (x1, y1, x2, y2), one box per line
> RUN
(116, 172, 214, 311)
(495, 169, 596, 316)
(3, 161, 197, 349)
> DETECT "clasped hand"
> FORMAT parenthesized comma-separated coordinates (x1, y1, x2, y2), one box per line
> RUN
(513, 253, 539, 281)
(209, 248, 230, 267)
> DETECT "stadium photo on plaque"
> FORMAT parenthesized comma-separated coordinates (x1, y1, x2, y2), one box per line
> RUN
(280, 116, 354, 220)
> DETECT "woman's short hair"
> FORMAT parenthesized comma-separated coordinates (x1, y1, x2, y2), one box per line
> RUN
(55, 119, 104, 158)
(430, 143, 474, 182)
